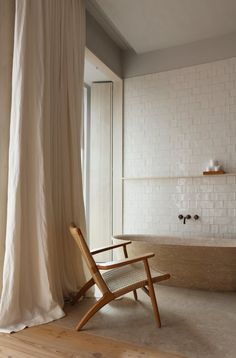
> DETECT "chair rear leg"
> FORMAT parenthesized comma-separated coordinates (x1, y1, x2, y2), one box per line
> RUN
(133, 290, 138, 300)
(76, 293, 114, 331)
(123, 247, 138, 300)
(72, 278, 95, 304)
(144, 260, 161, 328)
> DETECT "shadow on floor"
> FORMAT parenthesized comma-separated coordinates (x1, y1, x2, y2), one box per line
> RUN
(55, 285, 236, 358)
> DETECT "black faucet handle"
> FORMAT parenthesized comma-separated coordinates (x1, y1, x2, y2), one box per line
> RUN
(186, 215, 191, 220)
(194, 214, 199, 220)
(178, 215, 184, 220)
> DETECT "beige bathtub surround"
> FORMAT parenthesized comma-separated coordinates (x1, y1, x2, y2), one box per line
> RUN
(55, 286, 236, 358)
(113, 236, 236, 291)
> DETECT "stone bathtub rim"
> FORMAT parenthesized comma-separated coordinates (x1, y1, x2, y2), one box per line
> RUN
(113, 234, 236, 248)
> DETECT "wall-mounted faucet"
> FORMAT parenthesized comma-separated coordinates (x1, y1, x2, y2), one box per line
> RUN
(178, 214, 199, 224)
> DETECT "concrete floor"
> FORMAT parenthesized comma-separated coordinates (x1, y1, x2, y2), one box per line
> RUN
(55, 286, 236, 358)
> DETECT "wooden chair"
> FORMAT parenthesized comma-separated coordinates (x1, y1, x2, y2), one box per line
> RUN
(69, 224, 170, 331)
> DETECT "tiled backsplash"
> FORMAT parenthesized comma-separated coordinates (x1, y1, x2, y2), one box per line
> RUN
(123, 57, 236, 238)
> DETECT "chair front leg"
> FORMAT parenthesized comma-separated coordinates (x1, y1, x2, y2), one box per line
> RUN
(143, 259, 161, 328)
(76, 293, 114, 331)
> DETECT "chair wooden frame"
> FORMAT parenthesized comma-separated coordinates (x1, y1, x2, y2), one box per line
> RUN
(69, 224, 170, 331)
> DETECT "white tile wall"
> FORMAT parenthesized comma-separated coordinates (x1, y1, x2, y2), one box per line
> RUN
(123, 58, 236, 238)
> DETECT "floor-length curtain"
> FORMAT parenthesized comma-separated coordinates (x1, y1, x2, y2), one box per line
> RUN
(0, 0, 86, 333)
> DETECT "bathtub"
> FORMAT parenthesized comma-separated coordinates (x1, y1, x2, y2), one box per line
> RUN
(112, 235, 236, 291)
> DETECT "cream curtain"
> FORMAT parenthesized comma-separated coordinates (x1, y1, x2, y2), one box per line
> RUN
(0, 0, 86, 333)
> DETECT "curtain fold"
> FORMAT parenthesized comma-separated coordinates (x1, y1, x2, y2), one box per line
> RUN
(0, 0, 15, 295)
(0, 0, 86, 333)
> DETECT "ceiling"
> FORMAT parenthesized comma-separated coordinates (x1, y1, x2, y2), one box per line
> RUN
(91, 0, 236, 54)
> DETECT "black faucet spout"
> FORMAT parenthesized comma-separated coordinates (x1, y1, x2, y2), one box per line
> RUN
(183, 214, 191, 224)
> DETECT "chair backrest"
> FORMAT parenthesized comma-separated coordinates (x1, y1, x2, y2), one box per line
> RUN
(69, 224, 109, 294)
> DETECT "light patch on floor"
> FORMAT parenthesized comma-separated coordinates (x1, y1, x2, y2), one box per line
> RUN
(55, 286, 236, 358)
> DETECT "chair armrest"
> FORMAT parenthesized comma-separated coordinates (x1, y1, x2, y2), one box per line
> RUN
(97, 253, 155, 270)
(91, 241, 132, 255)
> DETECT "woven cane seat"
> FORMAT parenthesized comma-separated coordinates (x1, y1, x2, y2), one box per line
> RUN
(102, 262, 167, 292)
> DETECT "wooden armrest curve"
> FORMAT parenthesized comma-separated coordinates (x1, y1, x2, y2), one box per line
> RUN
(97, 252, 155, 270)
(91, 241, 132, 255)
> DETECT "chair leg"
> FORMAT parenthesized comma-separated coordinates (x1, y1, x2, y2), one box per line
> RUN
(76, 294, 114, 331)
(144, 260, 161, 328)
(72, 278, 95, 304)
(133, 290, 138, 300)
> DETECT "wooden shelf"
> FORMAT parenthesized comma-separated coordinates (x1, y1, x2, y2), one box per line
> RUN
(122, 173, 236, 180)
(203, 170, 225, 175)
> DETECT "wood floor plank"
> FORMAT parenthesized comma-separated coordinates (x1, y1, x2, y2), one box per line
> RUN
(0, 324, 185, 358)
(0, 334, 65, 358)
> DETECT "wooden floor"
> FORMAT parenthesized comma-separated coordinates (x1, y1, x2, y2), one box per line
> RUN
(0, 323, 184, 358)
